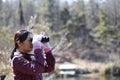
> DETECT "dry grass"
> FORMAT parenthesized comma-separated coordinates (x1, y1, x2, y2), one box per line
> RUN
(0, 62, 12, 76)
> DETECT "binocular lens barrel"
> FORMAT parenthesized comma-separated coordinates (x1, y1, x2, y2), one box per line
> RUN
(41, 36, 49, 42)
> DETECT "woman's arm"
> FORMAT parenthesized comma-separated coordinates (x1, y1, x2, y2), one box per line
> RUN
(13, 49, 46, 75)
(44, 50, 55, 73)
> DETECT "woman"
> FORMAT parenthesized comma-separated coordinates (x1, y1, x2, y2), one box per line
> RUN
(10, 29, 55, 80)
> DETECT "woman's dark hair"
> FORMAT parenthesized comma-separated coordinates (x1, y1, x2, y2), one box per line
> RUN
(10, 29, 32, 59)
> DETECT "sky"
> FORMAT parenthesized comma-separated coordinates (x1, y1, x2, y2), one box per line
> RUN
(2, 0, 89, 3)
(2, 0, 77, 2)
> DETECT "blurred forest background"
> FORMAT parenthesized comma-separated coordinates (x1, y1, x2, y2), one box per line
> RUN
(0, 0, 120, 78)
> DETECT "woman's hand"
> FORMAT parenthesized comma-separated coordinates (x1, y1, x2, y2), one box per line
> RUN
(32, 35, 42, 50)
(33, 34, 52, 53)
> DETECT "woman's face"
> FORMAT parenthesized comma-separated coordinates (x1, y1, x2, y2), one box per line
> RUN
(18, 33, 33, 53)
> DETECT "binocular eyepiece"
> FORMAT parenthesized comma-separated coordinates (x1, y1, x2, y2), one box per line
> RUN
(41, 36, 49, 43)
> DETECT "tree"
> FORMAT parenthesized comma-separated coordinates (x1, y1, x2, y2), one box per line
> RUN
(65, 0, 89, 42)
(0, 0, 3, 26)
(19, 0, 25, 26)
(102, 0, 120, 26)
(60, 6, 70, 25)
(22, 0, 36, 24)
(1, 1, 13, 26)
(0, 0, 2, 10)
(101, 0, 120, 48)
(86, 0, 99, 29)
(35, 0, 60, 32)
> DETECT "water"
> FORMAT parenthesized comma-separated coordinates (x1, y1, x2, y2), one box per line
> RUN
(56, 76, 120, 80)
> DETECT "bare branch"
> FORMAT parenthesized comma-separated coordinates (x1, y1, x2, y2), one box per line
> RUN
(26, 15, 37, 31)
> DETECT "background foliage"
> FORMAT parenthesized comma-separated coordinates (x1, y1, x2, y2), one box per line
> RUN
(0, 0, 120, 72)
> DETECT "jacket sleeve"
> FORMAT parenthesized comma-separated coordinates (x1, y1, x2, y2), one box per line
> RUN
(13, 49, 46, 75)
(44, 50, 55, 73)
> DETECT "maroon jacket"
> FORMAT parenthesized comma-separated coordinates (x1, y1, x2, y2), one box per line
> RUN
(11, 49, 55, 80)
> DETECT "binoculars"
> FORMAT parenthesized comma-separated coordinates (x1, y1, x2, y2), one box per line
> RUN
(41, 36, 49, 43)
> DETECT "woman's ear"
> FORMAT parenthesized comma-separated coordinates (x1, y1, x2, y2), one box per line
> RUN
(16, 40, 21, 47)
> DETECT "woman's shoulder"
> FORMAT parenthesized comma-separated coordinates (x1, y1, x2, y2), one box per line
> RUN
(14, 52, 22, 56)
(11, 52, 25, 63)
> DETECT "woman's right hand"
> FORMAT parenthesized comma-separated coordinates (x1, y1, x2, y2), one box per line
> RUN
(33, 34, 52, 53)
(32, 35, 43, 50)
